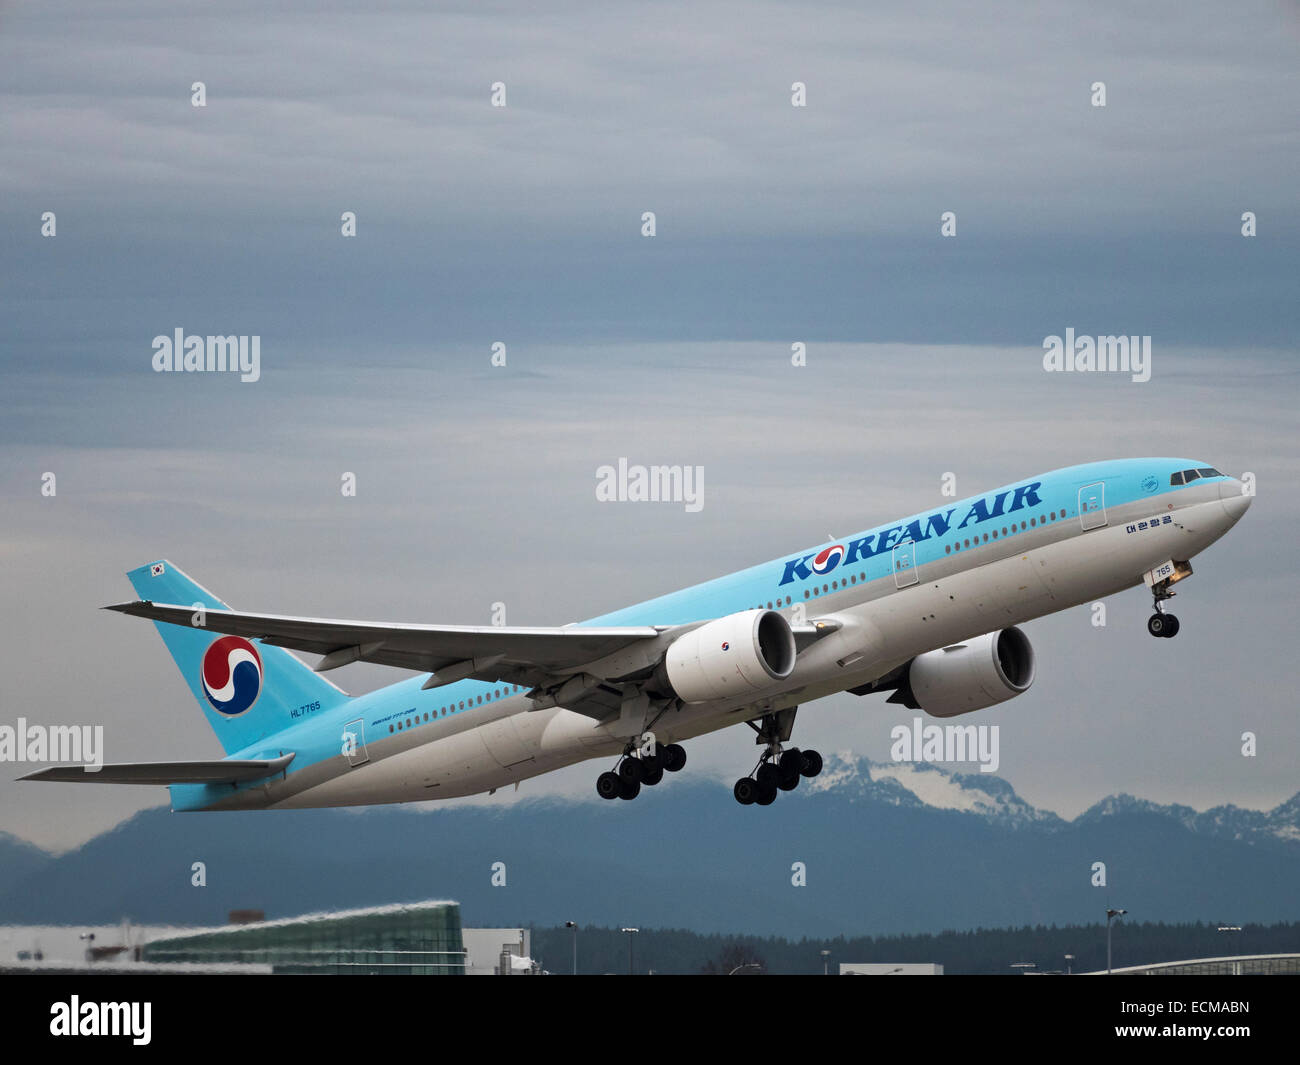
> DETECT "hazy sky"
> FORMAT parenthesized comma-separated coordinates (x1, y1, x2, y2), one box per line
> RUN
(1, 1, 1297, 850)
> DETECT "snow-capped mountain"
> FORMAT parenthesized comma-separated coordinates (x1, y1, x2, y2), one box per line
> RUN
(808, 752, 1298, 848)
(3, 758, 1296, 934)
(806, 751, 1064, 829)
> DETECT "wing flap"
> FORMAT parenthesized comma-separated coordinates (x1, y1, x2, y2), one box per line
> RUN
(19, 753, 295, 786)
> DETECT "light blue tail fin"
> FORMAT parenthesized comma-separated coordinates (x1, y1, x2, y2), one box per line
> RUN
(126, 560, 350, 755)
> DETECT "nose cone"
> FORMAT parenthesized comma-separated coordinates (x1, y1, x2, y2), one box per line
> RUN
(1218, 478, 1253, 526)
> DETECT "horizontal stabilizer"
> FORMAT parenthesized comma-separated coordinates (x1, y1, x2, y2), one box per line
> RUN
(18, 753, 295, 786)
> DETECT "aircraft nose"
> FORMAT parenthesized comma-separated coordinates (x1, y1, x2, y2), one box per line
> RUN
(1218, 478, 1253, 524)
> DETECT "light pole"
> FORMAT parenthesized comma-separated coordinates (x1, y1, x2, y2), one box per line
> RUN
(621, 927, 639, 975)
(820, 949, 831, 975)
(1218, 925, 1243, 974)
(565, 921, 577, 976)
(1106, 908, 1127, 974)
(1064, 953, 1075, 975)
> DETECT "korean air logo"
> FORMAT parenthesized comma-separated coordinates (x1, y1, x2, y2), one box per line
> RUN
(200, 636, 263, 717)
(1141, 475, 1159, 493)
(810, 544, 845, 576)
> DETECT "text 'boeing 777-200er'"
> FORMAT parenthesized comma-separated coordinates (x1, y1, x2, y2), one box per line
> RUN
(23, 458, 1252, 809)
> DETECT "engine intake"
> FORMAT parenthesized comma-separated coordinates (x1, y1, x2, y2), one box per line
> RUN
(658, 609, 797, 704)
(903, 626, 1035, 718)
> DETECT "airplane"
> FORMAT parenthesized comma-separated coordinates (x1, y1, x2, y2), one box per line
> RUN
(22, 457, 1251, 810)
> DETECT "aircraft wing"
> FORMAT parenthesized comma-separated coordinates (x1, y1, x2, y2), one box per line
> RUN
(105, 599, 665, 690)
(19, 753, 295, 786)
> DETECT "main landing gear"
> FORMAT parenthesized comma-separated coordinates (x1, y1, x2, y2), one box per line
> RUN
(733, 709, 822, 806)
(596, 739, 687, 801)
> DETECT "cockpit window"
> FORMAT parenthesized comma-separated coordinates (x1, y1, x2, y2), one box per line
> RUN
(1182, 469, 1201, 482)
(1170, 471, 1185, 486)
(1196, 467, 1223, 478)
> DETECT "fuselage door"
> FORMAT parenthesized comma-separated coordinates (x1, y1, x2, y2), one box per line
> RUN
(343, 718, 370, 767)
(1078, 482, 1107, 530)
(892, 539, 919, 588)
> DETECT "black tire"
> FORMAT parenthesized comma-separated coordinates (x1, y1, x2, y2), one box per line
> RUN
(641, 746, 662, 773)
(618, 758, 644, 784)
(596, 772, 622, 800)
(756, 763, 781, 791)
(1163, 614, 1180, 638)
(800, 749, 823, 777)
(734, 778, 758, 805)
(779, 749, 803, 775)
(663, 744, 687, 773)
(1147, 614, 1168, 638)
(642, 764, 664, 787)
(619, 777, 641, 800)
(756, 785, 778, 806)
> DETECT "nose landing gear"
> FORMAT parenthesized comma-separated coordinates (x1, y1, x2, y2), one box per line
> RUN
(1147, 610, 1180, 638)
(1147, 583, 1180, 639)
(1145, 561, 1194, 638)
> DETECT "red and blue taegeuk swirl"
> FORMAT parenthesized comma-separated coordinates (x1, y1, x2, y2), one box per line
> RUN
(810, 543, 845, 575)
(200, 636, 263, 717)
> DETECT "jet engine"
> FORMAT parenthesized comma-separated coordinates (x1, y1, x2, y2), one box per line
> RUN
(655, 609, 797, 704)
(899, 626, 1035, 718)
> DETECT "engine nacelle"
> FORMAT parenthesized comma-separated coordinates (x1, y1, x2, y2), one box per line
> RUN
(906, 627, 1035, 718)
(659, 609, 797, 704)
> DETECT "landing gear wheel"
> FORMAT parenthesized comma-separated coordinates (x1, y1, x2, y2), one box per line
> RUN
(734, 778, 758, 805)
(641, 764, 665, 787)
(755, 785, 778, 806)
(779, 749, 803, 775)
(618, 777, 640, 800)
(641, 748, 663, 774)
(1148, 613, 1178, 638)
(596, 772, 622, 801)
(778, 769, 800, 791)
(618, 758, 644, 785)
(662, 744, 687, 773)
(799, 749, 823, 778)
(756, 763, 781, 791)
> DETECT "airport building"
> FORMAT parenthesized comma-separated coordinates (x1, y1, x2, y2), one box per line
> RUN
(1, 900, 539, 974)
(1084, 954, 1300, 976)
(142, 900, 466, 974)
